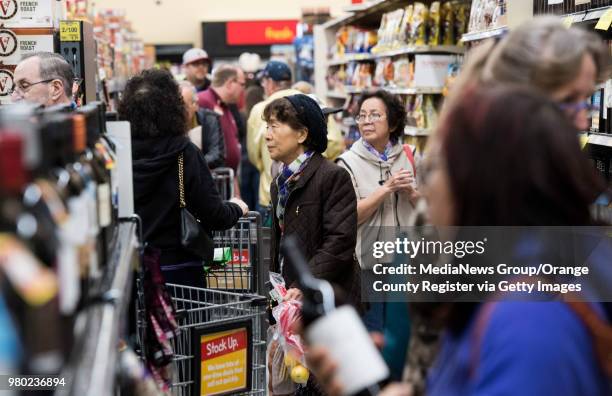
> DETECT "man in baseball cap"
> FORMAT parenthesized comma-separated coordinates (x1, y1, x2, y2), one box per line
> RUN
(259, 60, 292, 98)
(182, 48, 212, 92)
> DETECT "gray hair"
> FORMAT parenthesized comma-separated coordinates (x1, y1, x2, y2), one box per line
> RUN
(178, 80, 198, 102)
(22, 52, 74, 98)
(482, 16, 609, 93)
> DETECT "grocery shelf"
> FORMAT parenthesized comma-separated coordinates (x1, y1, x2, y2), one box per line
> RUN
(324, 0, 406, 29)
(328, 86, 444, 97)
(405, 126, 430, 137)
(327, 91, 348, 99)
(461, 26, 508, 43)
(559, 6, 611, 25)
(327, 45, 465, 67)
(587, 132, 612, 148)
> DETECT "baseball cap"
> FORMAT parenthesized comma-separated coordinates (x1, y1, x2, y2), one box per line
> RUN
(261, 60, 292, 82)
(307, 94, 343, 116)
(182, 48, 210, 66)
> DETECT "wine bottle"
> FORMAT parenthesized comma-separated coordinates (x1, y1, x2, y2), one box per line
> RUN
(281, 236, 389, 396)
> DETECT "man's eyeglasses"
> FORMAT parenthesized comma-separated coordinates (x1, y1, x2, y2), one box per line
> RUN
(9, 79, 55, 95)
(355, 113, 385, 124)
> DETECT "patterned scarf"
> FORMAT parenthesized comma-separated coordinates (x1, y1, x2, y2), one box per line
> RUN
(362, 139, 393, 162)
(276, 151, 314, 232)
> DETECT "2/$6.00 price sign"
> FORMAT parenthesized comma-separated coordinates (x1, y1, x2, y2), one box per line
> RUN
(59, 21, 80, 42)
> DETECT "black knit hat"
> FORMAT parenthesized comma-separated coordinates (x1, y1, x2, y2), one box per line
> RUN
(284, 94, 328, 153)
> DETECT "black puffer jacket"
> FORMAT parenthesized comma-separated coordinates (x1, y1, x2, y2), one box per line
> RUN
(197, 108, 225, 169)
(270, 153, 361, 308)
(132, 135, 242, 265)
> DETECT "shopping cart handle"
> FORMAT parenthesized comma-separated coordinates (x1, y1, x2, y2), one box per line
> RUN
(240, 294, 268, 307)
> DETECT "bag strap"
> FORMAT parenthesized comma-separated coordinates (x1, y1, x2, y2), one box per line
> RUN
(178, 152, 186, 208)
(402, 144, 417, 176)
(335, 157, 358, 190)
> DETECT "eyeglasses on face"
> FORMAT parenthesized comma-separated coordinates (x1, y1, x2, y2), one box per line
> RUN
(355, 113, 385, 124)
(9, 78, 55, 95)
(558, 100, 600, 118)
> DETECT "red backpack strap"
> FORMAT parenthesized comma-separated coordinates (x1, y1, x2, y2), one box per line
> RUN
(469, 302, 498, 379)
(402, 144, 416, 176)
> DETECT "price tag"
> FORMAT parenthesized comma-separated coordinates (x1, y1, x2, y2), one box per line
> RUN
(60, 21, 80, 41)
(595, 8, 612, 31)
(575, 0, 591, 5)
(562, 16, 574, 28)
(547, 0, 563, 4)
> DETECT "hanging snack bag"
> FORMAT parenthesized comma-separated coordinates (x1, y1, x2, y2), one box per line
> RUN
(424, 95, 439, 129)
(398, 5, 413, 46)
(441, 2, 454, 45)
(412, 3, 429, 46)
(427, 2, 441, 46)
(453, 1, 468, 45)
(412, 94, 426, 129)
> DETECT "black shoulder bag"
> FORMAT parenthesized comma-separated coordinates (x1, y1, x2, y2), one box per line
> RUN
(178, 152, 214, 263)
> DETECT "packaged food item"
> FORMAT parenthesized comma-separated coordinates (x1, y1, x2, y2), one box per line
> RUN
(442, 61, 460, 97)
(394, 58, 412, 88)
(468, 0, 482, 32)
(399, 5, 414, 46)
(427, 2, 441, 46)
(366, 30, 378, 53)
(373, 59, 386, 87)
(424, 95, 438, 129)
(441, 2, 454, 45)
(383, 58, 395, 85)
(453, 1, 468, 45)
(412, 94, 426, 129)
(483, 0, 497, 30)
(374, 13, 389, 52)
(391, 8, 406, 47)
(411, 3, 428, 46)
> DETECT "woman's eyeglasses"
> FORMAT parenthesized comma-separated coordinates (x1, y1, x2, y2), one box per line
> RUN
(355, 113, 385, 124)
(558, 100, 600, 118)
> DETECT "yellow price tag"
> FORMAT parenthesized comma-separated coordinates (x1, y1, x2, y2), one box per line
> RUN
(60, 21, 81, 41)
(595, 8, 612, 31)
(562, 16, 573, 28)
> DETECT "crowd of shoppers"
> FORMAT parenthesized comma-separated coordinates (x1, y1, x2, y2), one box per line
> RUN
(120, 15, 610, 396)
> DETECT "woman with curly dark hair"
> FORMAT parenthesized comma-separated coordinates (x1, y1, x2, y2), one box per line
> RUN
(121, 69, 248, 287)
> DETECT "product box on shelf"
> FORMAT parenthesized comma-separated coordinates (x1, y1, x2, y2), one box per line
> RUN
(0, 27, 54, 103)
(413, 54, 456, 88)
(0, 0, 55, 28)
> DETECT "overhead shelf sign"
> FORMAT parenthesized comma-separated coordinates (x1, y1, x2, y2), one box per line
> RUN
(226, 20, 297, 45)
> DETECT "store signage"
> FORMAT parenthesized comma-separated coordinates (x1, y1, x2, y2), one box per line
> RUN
(60, 21, 81, 41)
(230, 249, 249, 266)
(0, 29, 18, 57)
(0, 69, 15, 97)
(195, 322, 252, 396)
(0, 0, 53, 28)
(0, 0, 18, 20)
(226, 20, 297, 45)
(0, 28, 53, 63)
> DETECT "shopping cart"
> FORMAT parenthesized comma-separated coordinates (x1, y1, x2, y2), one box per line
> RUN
(206, 212, 267, 296)
(136, 284, 267, 396)
(211, 167, 234, 200)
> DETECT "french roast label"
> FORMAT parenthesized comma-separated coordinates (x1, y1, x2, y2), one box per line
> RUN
(0, 29, 17, 57)
(0, 69, 15, 97)
(0, 0, 18, 20)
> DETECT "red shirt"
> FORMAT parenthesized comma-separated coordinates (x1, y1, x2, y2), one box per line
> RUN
(198, 88, 241, 171)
